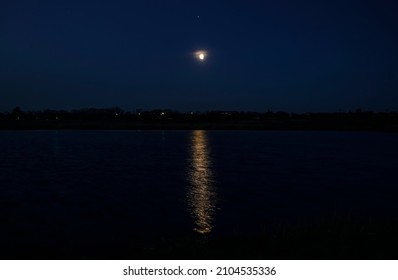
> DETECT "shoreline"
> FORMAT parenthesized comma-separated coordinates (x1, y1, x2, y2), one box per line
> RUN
(0, 120, 397, 132)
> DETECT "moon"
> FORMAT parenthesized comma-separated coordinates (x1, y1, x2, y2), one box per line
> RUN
(195, 50, 207, 61)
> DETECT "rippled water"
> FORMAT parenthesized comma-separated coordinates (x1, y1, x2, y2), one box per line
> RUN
(188, 130, 216, 234)
(0, 130, 397, 255)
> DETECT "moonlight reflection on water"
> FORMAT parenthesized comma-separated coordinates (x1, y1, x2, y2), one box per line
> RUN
(188, 130, 216, 234)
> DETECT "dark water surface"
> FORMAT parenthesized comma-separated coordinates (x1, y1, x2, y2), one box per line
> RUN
(1, 130, 398, 258)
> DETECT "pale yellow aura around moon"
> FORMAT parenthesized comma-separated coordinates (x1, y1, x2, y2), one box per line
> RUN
(195, 50, 207, 61)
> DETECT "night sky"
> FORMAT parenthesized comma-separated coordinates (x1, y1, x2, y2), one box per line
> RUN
(1, 0, 397, 112)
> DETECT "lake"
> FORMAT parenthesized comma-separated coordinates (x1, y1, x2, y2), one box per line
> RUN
(1, 130, 397, 258)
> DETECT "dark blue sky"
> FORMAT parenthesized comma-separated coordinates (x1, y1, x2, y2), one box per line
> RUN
(1, 0, 397, 112)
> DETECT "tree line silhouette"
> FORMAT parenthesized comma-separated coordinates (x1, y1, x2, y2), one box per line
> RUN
(1, 106, 397, 131)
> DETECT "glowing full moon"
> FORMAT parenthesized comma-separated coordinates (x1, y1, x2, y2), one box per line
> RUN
(195, 50, 207, 61)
